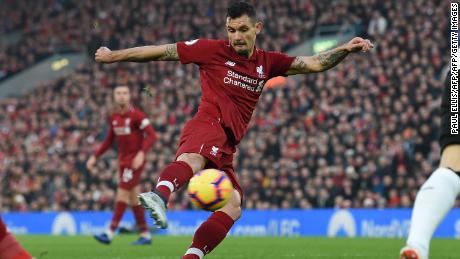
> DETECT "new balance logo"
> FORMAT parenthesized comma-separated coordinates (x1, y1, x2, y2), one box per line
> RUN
(225, 60, 236, 67)
(210, 146, 219, 156)
(185, 39, 198, 46)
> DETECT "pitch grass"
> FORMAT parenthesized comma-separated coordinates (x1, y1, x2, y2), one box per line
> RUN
(17, 235, 458, 259)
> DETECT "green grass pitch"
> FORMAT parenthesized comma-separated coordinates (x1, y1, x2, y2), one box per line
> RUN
(17, 235, 458, 259)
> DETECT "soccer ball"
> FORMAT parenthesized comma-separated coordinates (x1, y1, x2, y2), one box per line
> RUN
(187, 169, 233, 211)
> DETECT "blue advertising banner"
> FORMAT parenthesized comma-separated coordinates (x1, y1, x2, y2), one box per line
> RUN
(2, 209, 460, 238)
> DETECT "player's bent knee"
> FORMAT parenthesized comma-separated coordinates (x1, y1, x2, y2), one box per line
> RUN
(217, 190, 242, 221)
(177, 153, 207, 173)
(218, 203, 241, 221)
(440, 145, 460, 172)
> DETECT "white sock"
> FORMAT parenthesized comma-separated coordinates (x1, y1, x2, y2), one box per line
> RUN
(407, 167, 460, 258)
(185, 248, 204, 259)
(140, 231, 151, 239)
(105, 229, 114, 240)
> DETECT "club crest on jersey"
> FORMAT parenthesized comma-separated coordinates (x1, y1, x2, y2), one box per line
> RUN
(256, 65, 266, 78)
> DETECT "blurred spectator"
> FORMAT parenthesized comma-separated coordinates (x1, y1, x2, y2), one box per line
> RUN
(368, 11, 387, 36)
(0, 0, 317, 81)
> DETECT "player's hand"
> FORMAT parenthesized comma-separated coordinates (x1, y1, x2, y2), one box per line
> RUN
(86, 155, 97, 171)
(132, 151, 145, 170)
(95, 47, 113, 63)
(345, 37, 374, 53)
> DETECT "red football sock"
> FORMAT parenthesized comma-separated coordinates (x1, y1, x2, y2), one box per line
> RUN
(182, 211, 234, 259)
(110, 201, 128, 232)
(0, 218, 7, 242)
(11, 250, 32, 259)
(132, 205, 148, 234)
(156, 161, 194, 202)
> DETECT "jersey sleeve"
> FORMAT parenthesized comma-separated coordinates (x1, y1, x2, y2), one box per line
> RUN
(267, 51, 296, 78)
(134, 110, 157, 152)
(176, 39, 217, 65)
(136, 110, 151, 130)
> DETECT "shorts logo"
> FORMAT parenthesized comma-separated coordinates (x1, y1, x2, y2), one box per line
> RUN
(122, 168, 133, 182)
(210, 146, 219, 156)
(185, 39, 199, 46)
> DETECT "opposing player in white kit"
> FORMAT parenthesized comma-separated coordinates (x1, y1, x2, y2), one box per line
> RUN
(401, 71, 460, 259)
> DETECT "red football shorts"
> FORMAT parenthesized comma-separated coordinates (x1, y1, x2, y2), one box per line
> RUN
(118, 164, 144, 190)
(176, 115, 243, 200)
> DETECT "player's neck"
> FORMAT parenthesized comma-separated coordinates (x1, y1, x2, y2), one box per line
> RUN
(240, 49, 254, 59)
(244, 48, 254, 59)
(246, 50, 253, 59)
(231, 44, 255, 59)
(117, 104, 129, 113)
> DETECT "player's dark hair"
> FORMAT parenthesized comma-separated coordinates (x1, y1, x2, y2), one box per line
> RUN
(226, 1, 257, 23)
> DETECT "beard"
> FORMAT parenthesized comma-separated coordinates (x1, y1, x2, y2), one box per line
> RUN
(233, 43, 250, 57)
(236, 49, 250, 57)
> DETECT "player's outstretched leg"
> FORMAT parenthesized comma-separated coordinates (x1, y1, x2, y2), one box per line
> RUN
(94, 188, 129, 244)
(0, 217, 32, 259)
(401, 146, 460, 259)
(182, 189, 241, 259)
(139, 153, 205, 228)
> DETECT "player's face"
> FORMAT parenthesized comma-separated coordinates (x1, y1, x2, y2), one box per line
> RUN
(226, 15, 262, 57)
(114, 86, 130, 106)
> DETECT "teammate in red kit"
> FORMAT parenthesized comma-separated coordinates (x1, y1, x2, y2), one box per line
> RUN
(87, 85, 156, 245)
(95, 2, 373, 258)
(0, 217, 32, 259)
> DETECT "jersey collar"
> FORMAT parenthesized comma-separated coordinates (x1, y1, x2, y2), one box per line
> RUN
(116, 104, 133, 115)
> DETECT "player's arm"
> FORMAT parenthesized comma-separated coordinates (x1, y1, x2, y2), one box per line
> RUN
(95, 44, 179, 63)
(94, 125, 115, 157)
(141, 124, 156, 153)
(286, 37, 373, 75)
(132, 116, 156, 170)
(87, 126, 115, 171)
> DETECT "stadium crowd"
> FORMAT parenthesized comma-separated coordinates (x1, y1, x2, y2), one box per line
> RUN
(0, 0, 315, 81)
(0, 0, 452, 211)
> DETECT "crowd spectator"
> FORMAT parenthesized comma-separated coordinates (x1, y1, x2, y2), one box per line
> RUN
(0, 0, 317, 80)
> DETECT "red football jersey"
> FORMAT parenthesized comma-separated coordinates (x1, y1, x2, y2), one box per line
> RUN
(94, 107, 156, 165)
(177, 39, 295, 144)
